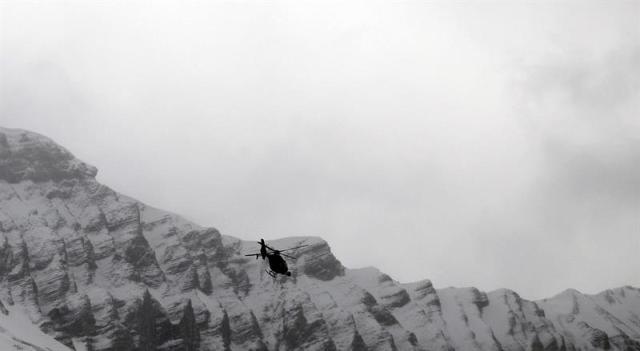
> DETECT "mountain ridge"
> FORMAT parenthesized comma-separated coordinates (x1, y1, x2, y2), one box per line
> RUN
(0, 126, 638, 351)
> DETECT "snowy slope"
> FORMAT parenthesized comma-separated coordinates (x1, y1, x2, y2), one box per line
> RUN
(0, 126, 639, 351)
(0, 298, 71, 351)
(537, 287, 640, 350)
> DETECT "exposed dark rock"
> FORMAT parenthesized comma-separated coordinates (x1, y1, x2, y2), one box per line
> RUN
(471, 288, 490, 310)
(577, 322, 611, 349)
(0, 299, 8, 315)
(381, 289, 411, 309)
(361, 291, 377, 307)
(531, 334, 544, 351)
(47, 295, 96, 346)
(300, 242, 345, 281)
(136, 290, 157, 351)
(221, 310, 231, 351)
(179, 300, 199, 351)
(181, 266, 200, 292)
(378, 274, 393, 283)
(0, 237, 12, 277)
(198, 267, 213, 295)
(609, 335, 640, 351)
(408, 332, 418, 346)
(281, 304, 331, 351)
(360, 291, 400, 327)
(351, 330, 368, 351)
(46, 188, 72, 200)
(369, 305, 399, 327)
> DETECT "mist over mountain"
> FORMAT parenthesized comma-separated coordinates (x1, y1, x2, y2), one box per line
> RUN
(0, 127, 639, 351)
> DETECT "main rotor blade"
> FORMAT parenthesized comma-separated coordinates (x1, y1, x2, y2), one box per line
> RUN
(280, 252, 296, 259)
(279, 244, 309, 252)
(244, 253, 260, 256)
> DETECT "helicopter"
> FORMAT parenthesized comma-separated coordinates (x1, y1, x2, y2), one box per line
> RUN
(244, 239, 308, 278)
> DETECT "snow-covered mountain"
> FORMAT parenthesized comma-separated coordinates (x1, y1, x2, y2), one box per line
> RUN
(0, 127, 638, 351)
(0, 297, 71, 351)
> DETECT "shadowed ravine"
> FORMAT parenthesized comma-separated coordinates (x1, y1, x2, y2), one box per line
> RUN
(0, 127, 639, 351)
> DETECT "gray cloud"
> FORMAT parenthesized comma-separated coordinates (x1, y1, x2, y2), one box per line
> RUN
(520, 44, 640, 212)
(1, 0, 638, 299)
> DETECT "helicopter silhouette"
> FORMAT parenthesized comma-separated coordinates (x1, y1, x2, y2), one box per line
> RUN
(244, 239, 308, 277)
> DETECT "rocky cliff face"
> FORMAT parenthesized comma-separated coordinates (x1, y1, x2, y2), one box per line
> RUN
(0, 127, 639, 351)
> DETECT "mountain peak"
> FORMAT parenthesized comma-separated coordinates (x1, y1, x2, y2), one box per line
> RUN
(1, 126, 639, 351)
(0, 127, 97, 183)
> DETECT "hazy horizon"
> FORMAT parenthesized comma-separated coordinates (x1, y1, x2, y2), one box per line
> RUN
(1, 0, 639, 300)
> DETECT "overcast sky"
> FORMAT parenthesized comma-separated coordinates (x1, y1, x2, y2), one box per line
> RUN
(1, 0, 639, 300)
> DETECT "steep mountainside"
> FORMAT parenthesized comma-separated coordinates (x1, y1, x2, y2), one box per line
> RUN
(0, 297, 71, 351)
(0, 127, 639, 351)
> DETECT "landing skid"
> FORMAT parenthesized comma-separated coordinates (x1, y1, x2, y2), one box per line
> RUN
(266, 269, 277, 278)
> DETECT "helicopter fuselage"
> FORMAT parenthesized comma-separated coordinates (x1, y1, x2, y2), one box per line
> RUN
(267, 253, 289, 275)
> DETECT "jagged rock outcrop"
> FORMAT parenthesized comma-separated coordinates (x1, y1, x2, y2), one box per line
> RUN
(0, 127, 639, 351)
